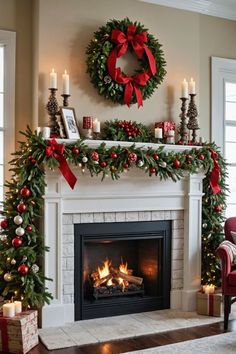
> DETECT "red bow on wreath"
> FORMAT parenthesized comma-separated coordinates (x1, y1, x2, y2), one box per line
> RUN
(107, 24, 157, 108)
(46, 139, 77, 189)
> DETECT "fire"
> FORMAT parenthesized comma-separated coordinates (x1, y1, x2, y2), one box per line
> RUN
(95, 258, 129, 289)
(97, 259, 113, 286)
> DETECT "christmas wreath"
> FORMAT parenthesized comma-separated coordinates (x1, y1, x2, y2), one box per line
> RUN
(86, 18, 166, 107)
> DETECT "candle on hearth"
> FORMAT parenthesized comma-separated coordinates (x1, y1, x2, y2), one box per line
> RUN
(189, 77, 196, 94)
(181, 78, 188, 98)
(49, 68, 57, 89)
(93, 119, 101, 133)
(3, 303, 15, 317)
(14, 301, 22, 314)
(155, 127, 163, 139)
(62, 70, 70, 95)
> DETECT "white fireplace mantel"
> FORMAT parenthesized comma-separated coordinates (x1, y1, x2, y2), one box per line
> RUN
(42, 142, 204, 327)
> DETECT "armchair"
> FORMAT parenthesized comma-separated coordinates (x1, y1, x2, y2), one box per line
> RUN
(216, 217, 236, 329)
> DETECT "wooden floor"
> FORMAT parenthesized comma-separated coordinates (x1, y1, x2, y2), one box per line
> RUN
(28, 318, 236, 354)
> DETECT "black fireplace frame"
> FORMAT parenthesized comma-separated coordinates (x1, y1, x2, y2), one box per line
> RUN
(74, 220, 171, 320)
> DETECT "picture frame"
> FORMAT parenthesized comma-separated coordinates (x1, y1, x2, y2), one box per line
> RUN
(60, 107, 80, 139)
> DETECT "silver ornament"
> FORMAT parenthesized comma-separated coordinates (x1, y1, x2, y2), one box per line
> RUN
(4, 272, 13, 282)
(94, 161, 99, 165)
(82, 156, 88, 163)
(11, 259, 16, 265)
(15, 227, 25, 236)
(104, 75, 112, 84)
(22, 256, 27, 263)
(159, 161, 167, 168)
(137, 160, 144, 167)
(13, 215, 23, 225)
(0, 235, 7, 242)
(203, 223, 207, 229)
(31, 264, 39, 273)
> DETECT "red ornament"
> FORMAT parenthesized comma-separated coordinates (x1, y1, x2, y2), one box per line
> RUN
(123, 163, 129, 169)
(26, 225, 32, 232)
(31, 159, 36, 165)
(0, 219, 8, 229)
(72, 147, 79, 155)
(28, 155, 33, 161)
(17, 203, 27, 213)
(12, 237, 22, 248)
(111, 152, 118, 159)
(152, 153, 159, 161)
(100, 161, 107, 168)
(91, 151, 99, 161)
(214, 205, 222, 213)
(173, 159, 181, 169)
(149, 167, 157, 174)
(198, 154, 205, 161)
(20, 186, 31, 198)
(18, 264, 29, 275)
(177, 140, 183, 145)
(211, 150, 218, 159)
(128, 153, 137, 162)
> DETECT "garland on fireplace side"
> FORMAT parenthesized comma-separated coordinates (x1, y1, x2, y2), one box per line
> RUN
(0, 128, 227, 308)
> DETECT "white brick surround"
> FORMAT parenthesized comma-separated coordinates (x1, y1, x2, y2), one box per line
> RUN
(42, 142, 205, 328)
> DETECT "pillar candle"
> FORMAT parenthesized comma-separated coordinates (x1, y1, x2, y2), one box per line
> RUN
(50, 68, 57, 89)
(3, 303, 15, 317)
(62, 70, 70, 95)
(155, 127, 163, 139)
(93, 119, 101, 133)
(181, 78, 188, 98)
(14, 301, 22, 314)
(189, 77, 196, 94)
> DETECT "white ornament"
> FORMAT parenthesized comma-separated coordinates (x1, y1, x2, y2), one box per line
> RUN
(0, 235, 7, 242)
(82, 156, 88, 163)
(138, 160, 144, 167)
(4, 272, 12, 282)
(14, 215, 23, 225)
(94, 161, 99, 165)
(159, 161, 167, 168)
(15, 227, 25, 236)
(31, 264, 39, 273)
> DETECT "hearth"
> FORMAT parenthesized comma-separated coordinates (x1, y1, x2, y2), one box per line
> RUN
(74, 221, 171, 320)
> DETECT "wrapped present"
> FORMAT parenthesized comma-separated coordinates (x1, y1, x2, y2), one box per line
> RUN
(196, 291, 222, 317)
(155, 121, 176, 138)
(0, 310, 38, 354)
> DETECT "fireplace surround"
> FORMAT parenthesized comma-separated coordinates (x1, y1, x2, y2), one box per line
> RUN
(74, 220, 171, 320)
(42, 142, 204, 328)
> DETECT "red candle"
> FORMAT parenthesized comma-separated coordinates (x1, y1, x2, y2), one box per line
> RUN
(83, 116, 93, 129)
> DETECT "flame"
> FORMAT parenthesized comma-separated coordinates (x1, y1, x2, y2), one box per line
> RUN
(97, 259, 111, 279)
(119, 261, 128, 274)
(95, 258, 129, 290)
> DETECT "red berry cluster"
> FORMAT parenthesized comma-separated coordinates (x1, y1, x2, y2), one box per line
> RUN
(116, 120, 140, 138)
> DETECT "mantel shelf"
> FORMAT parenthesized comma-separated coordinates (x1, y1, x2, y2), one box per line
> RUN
(54, 139, 202, 152)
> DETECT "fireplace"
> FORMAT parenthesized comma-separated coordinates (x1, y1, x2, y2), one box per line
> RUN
(74, 221, 171, 320)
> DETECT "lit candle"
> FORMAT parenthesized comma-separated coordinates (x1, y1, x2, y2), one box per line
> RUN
(203, 284, 215, 294)
(3, 303, 15, 317)
(14, 301, 22, 314)
(62, 70, 70, 95)
(49, 68, 57, 89)
(155, 127, 163, 139)
(181, 78, 188, 98)
(168, 129, 175, 137)
(189, 77, 196, 94)
(93, 119, 100, 133)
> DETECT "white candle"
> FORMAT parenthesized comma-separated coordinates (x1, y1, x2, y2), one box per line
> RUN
(168, 129, 175, 137)
(189, 77, 196, 94)
(14, 301, 22, 314)
(93, 119, 101, 133)
(181, 78, 188, 98)
(62, 70, 70, 94)
(50, 68, 57, 89)
(3, 303, 15, 317)
(155, 127, 162, 139)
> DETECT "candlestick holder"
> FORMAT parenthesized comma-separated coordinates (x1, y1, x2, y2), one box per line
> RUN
(179, 97, 189, 144)
(187, 94, 199, 143)
(61, 94, 71, 107)
(46, 88, 61, 137)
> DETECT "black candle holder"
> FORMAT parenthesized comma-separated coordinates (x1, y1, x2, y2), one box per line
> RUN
(61, 94, 71, 107)
(187, 94, 199, 144)
(179, 97, 189, 144)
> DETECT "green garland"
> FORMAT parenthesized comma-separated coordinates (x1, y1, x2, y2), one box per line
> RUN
(86, 18, 166, 106)
(102, 119, 152, 142)
(0, 128, 227, 307)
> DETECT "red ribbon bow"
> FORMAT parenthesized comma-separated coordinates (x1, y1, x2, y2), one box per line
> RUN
(107, 24, 157, 107)
(209, 150, 221, 195)
(46, 139, 77, 189)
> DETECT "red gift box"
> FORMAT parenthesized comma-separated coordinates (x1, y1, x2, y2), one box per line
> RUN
(155, 121, 176, 138)
(196, 291, 222, 317)
(0, 310, 38, 354)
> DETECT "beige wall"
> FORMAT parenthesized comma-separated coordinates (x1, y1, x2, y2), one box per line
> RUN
(0, 0, 32, 142)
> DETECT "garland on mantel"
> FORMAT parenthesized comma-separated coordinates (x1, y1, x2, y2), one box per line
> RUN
(0, 128, 227, 307)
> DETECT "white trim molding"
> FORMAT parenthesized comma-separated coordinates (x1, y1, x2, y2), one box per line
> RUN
(139, 0, 236, 21)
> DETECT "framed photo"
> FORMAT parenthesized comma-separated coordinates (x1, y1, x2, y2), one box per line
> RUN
(60, 107, 80, 139)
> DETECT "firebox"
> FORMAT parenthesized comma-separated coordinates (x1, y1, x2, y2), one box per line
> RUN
(74, 221, 171, 320)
